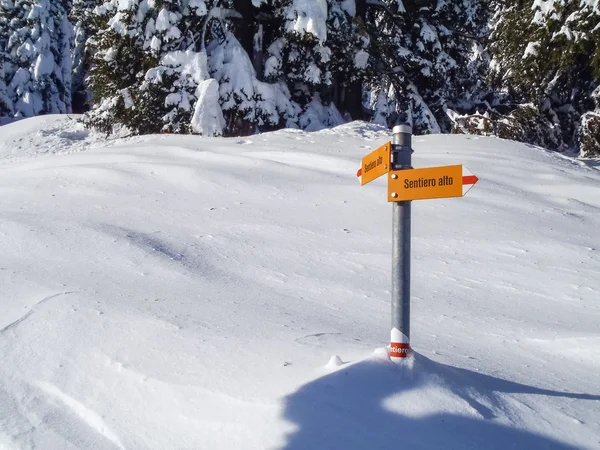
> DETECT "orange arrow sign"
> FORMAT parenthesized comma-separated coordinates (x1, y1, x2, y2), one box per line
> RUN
(388, 165, 479, 201)
(357, 142, 391, 186)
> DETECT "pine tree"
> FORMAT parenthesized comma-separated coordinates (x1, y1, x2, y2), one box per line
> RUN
(0, 2, 14, 116)
(364, 0, 489, 133)
(85, 0, 303, 135)
(488, 0, 600, 154)
(85, 0, 212, 134)
(70, 0, 102, 113)
(579, 86, 600, 158)
(207, 26, 296, 135)
(84, 0, 155, 133)
(0, 56, 13, 116)
(257, 0, 331, 129)
(325, 0, 371, 120)
(253, 0, 372, 130)
(0, 0, 72, 118)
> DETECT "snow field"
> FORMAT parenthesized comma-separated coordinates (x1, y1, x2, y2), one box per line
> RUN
(0, 116, 599, 449)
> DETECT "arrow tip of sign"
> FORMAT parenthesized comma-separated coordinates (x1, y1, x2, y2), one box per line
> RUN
(462, 174, 479, 186)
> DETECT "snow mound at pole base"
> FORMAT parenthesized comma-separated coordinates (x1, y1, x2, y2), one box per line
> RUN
(284, 351, 589, 450)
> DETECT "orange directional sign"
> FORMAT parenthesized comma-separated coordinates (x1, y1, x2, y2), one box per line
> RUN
(388, 165, 478, 201)
(357, 142, 391, 186)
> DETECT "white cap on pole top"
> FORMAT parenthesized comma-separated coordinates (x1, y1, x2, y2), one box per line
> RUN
(393, 124, 412, 135)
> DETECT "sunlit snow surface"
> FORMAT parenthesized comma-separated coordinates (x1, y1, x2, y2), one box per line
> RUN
(0, 116, 599, 449)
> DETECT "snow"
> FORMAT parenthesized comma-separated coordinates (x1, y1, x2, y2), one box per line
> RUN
(0, 117, 14, 127)
(160, 50, 209, 84)
(354, 50, 369, 69)
(209, 33, 295, 129)
(0, 116, 599, 449)
(420, 23, 437, 43)
(136, 0, 150, 24)
(287, 0, 328, 42)
(523, 41, 540, 58)
(303, 63, 322, 84)
(299, 97, 344, 131)
(165, 26, 181, 41)
(0, 115, 104, 163)
(188, 0, 207, 16)
(190, 78, 225, 136)
(16, 40, 35, 61)
(150, 36, 161, 52)
(154, 8, 171, 32)
(341, 0, 355, 16)
(103, 47, 118, 62)
(532, 0, 557, 24)
(264, 59, 280, 79)
(120, 88, 134, 109)
(164, 92, 182, 107)
(117, 0, 137, 11)
(2, 0, 71, 117)
(33, 53, 54, 80)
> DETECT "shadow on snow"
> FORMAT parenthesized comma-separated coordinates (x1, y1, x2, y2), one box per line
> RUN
(280, 352, 599, 450)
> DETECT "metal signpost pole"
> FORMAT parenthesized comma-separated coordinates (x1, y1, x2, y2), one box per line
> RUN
(357, 125, 478, 360)
(390, 124, 413, 361)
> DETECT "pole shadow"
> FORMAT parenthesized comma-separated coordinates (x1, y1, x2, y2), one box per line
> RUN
(280, 352, 599, 450)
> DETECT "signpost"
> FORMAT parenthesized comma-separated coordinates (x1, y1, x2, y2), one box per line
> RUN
(357, 142, 391, 186)
(358, 125, 479, 362)
(388, 165, 479, 202)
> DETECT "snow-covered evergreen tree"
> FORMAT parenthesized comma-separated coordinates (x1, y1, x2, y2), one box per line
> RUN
(0, 0, 73, 118)
(1, 0, 19, 118)
(256, 0, 368, 130)
(85, 0, 216, 134)
(207, 27, 297, 135)
(324, 0, 371, 120)
(0, 5, 13, 116)
(579, 86, 600, 158)
(258, 0, 331, 129)
(364, 0, 489, 133)
(84, 0, 154, 133)
(85, 0, 301, 135)
(71, 0, 102, 113)
(196, 2, 298, 135)
(0, 56, 13, 116)
(488, 0, 600, 154)
(2, 0, 597, 158)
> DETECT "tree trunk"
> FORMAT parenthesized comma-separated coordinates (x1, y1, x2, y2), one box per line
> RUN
(343, 0, 367, 120)
(232, 0, 255, 63)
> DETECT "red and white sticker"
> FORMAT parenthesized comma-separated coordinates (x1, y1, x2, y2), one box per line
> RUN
(390, 327, 410, 360)
(390, 342, 410, 359)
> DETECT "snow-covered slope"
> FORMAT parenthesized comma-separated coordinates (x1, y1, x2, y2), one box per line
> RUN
(0, 116, 599, 449)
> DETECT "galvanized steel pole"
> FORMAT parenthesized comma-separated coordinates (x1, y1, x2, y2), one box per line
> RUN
(390, 124, 413, 361)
